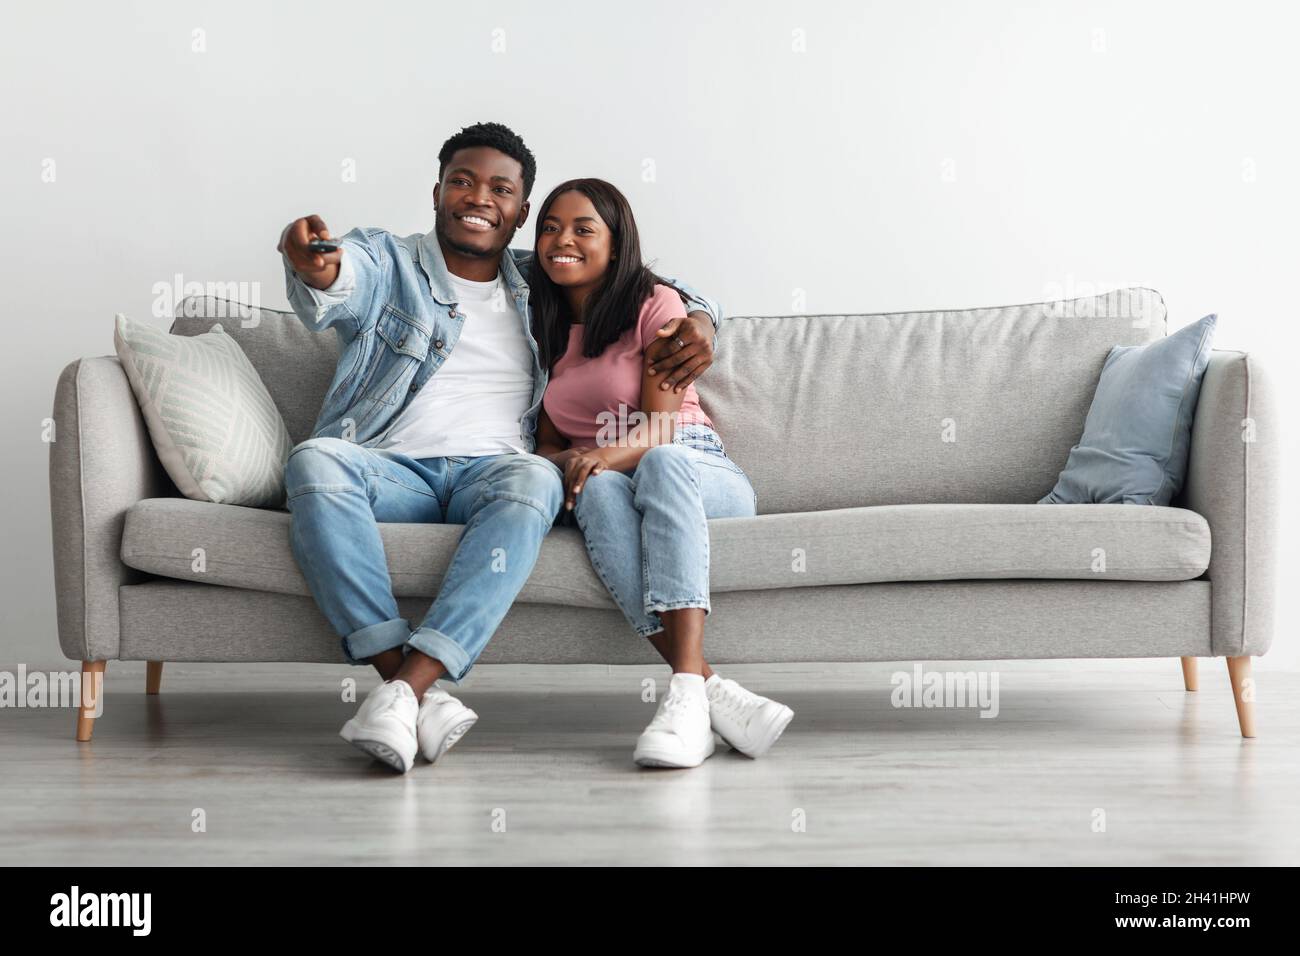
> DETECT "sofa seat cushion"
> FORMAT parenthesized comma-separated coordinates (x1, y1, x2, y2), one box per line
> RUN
(121, 498, 1211, 604)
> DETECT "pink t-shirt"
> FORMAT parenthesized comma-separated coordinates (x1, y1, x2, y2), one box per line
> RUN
(543, 283, 714, 447)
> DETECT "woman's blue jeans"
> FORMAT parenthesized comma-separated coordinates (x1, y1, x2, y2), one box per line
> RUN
(284, 437, 564, 682)
(570, 425, 758, 638)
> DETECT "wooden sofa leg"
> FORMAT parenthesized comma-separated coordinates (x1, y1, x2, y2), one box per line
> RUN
(1180, 656, 1198, 691)
(1226, 656, 1257, 738)
(76, 660, 106, 742)
(146, 661, 164, 695)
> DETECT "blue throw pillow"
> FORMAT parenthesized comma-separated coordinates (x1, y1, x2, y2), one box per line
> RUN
(1040, 314, 1217, 506)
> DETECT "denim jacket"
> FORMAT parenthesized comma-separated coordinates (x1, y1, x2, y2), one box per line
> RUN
(282, 227, 722, 454)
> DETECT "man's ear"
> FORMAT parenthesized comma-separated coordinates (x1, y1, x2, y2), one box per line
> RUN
(432, 183, 441, 208)
(515, 200, 530, 230)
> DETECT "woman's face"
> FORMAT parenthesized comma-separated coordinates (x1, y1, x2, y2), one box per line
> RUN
(536, 190, 614, 293)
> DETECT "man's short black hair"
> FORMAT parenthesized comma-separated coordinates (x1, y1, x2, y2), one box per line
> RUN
(438, 122, 536, 197)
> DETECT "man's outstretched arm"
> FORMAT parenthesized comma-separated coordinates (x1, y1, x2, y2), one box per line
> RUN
(279, 215, 381, 340)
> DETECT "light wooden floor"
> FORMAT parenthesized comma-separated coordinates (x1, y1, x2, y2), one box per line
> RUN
(2, 659, 1296, 866)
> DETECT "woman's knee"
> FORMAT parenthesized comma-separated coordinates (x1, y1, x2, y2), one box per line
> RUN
(573, 468, 631, 519)
(632, 445, 701, 510)
(634, 443, 696, 490)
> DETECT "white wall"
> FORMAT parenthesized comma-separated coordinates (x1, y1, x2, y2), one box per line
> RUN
(3, 0, 1295, 667)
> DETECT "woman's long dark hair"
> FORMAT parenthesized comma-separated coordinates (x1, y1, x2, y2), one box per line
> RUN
(529, 178, 678, 372)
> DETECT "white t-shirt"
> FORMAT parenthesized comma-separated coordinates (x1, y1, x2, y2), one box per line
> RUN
(374, 272, 535, 459)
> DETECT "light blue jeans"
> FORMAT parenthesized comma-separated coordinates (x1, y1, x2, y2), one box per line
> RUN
(570, 424, 757, 638)
(284, 437, 564, 681)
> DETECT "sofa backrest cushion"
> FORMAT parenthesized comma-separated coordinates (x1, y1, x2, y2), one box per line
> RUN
(172, 288, 1166, 514)
(696, 288, 1166, 513)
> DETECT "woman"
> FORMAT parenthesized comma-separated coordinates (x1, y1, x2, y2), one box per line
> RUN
(530, 178, 794, 768)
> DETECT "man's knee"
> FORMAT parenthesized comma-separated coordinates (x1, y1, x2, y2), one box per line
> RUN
(284, 437, 363, 496)
(483, 454, 564, 521)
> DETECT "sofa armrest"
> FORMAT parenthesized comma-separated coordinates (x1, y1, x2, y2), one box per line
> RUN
(49, 357, 171, 662)
(1177, 350, 1280, 657)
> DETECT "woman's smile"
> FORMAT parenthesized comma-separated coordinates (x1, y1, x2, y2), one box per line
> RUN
(537, 190, 612, 290)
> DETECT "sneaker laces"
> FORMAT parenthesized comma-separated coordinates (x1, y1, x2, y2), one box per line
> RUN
(648, 688, 701, 730)
(377, 682, 414, 717)
(710, 680, 761, 722)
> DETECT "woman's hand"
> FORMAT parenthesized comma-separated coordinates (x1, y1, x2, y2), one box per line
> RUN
(546, 445, 592, 469)
(563, 450, 607, 511)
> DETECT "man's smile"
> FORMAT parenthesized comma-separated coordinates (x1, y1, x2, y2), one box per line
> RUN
(455, 212, 497, 231)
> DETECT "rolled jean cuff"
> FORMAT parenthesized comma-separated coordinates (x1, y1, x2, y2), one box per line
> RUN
(405, 626, 473, 685)
(644, 598, 711, 615)
(342, 617, 412, 663)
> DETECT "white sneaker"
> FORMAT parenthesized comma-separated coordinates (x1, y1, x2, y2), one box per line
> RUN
(634, 673, 715, 768)
(416, 685, 478, 763)
(705, 675, 794, 758)
(339, 679, 419, 773)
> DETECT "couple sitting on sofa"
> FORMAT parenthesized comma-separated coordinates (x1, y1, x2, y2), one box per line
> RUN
(278, 122, 794, 773)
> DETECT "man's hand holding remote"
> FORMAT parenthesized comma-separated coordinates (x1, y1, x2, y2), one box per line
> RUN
(277, 214, 342, 290)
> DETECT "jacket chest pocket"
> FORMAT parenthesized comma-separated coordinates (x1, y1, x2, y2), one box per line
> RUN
(359, 306, 434, 405)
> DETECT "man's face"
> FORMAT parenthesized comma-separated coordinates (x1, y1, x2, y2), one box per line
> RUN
(433, 146, 529, 259)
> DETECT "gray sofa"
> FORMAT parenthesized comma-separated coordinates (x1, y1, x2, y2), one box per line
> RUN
(49, 287, 1279, 741)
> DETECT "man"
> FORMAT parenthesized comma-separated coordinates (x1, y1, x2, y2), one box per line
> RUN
(278, 122, 721, 773)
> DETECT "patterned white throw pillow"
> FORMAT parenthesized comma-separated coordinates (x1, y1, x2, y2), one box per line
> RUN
(113, 313, 293, 507)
